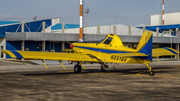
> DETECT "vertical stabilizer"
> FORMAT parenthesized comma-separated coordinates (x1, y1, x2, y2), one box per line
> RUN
(136, 31, 153, 61)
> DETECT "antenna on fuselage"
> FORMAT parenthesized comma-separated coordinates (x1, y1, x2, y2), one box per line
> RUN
(62, 38, 72, 44)
(126, 42, 131, 47)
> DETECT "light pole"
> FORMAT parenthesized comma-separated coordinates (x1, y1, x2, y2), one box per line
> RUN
(85, 8, 90, 27)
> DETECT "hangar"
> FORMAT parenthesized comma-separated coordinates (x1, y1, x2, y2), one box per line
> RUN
(0, 18, 80, 59)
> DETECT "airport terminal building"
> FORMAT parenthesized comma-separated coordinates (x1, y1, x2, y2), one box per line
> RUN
(1, 12, 180, 59)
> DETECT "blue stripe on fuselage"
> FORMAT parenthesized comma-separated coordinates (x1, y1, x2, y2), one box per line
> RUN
(10, 50, 23, 58)
(74, 46, 150, 60)
(74, 46, 129, 53)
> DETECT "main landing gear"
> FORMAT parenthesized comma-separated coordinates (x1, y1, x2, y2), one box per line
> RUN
(73, 62, 154, 76)
(145, 64, 154, 76)
(101, 64, 108, 72)
(74, 64, 81, 73)
(74, 61, 87, 73)
(74, 63, 109, 73)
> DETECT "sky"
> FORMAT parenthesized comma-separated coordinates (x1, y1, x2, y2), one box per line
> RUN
(0, 0, 180, 27)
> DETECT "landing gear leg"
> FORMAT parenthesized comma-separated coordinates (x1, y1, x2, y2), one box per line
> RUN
(101, 64, 108, 72)
(74, 64, 81, 73)
(145, 64, 154, 76)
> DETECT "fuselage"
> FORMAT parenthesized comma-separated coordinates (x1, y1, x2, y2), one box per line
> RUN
(72, 34, 137, 54)
(72, 34, 151, 64)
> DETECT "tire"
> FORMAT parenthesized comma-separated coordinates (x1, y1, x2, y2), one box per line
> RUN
(105, 65, 108, 69)
(101, 65, 107, 72)
(149, 71, 154, 76)
(74, 64, 81, 73)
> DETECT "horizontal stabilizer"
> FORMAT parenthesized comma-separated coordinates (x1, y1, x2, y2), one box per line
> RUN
(152, 47, 179, 57)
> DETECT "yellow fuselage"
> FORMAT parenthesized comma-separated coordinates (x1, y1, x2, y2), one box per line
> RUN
(72, 42, 151, 64)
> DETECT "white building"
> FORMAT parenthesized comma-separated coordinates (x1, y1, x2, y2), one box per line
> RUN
(151, 12, 180, 26)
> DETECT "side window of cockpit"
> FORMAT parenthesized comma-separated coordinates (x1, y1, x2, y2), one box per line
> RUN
(103, 37, 113, 45)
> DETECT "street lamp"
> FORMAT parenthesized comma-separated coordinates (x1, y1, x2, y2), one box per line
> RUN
(85, 8, 90, 27)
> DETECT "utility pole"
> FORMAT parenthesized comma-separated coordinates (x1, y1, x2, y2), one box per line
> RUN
(85, 8, 90, 27)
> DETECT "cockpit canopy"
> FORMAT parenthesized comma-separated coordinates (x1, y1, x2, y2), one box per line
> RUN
(103, 37, 113, 45)
(101, 34, 123, 47)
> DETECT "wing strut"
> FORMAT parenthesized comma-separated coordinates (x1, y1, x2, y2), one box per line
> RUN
(41, 60, 48, 69)
(129, 64, 133, 67)
(59, 60, 66, 69)
(155, 56, 161, 63)
(80, 62, 86, 70)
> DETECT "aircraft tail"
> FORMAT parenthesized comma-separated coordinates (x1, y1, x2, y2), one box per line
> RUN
(136, 31, 153, 61)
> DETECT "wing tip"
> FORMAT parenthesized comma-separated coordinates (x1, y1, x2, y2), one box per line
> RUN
(164, 47, 178, 54)
(2, 50, 17, 58)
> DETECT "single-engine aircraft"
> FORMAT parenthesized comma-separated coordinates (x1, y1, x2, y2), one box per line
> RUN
(2, 31, 179, 76)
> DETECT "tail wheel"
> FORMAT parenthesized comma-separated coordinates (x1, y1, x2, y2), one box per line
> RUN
(101, 64, 108, 72)
(74, 64, 81, 73)
(145, 64, 155, 76)
(149, 71, 154, 76)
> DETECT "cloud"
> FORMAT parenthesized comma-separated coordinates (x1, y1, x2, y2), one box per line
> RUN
(0, 15, 23, 20)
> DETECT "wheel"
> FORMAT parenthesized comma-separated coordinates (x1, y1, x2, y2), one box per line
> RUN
(149, 71, 154, 76)
(74, 64, 81, 73)
(105, 65, 108, 69)
(101, 64, 108, 72)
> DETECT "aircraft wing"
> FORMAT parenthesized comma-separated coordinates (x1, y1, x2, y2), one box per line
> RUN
(152, 47, 179, 57)
(2, 50, 98, 62)
(111, 53, 148, 57)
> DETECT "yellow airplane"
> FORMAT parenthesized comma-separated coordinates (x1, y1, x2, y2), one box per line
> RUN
(2, 31, 179, 76)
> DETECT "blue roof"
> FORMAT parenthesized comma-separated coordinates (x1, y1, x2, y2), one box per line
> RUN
(0, 19, 52, 38)
(0, 21, 20, 26)
(51, 23, 79, 30)
(137, 24, 180, 31)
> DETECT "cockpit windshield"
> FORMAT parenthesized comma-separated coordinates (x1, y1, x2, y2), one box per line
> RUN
(103, 37, 113, 45)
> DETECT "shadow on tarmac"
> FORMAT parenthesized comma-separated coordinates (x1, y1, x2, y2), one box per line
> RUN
(21, 66, 174, 76)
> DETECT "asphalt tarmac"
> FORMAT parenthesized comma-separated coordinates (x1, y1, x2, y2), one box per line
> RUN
(0, 60, 180, 101)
